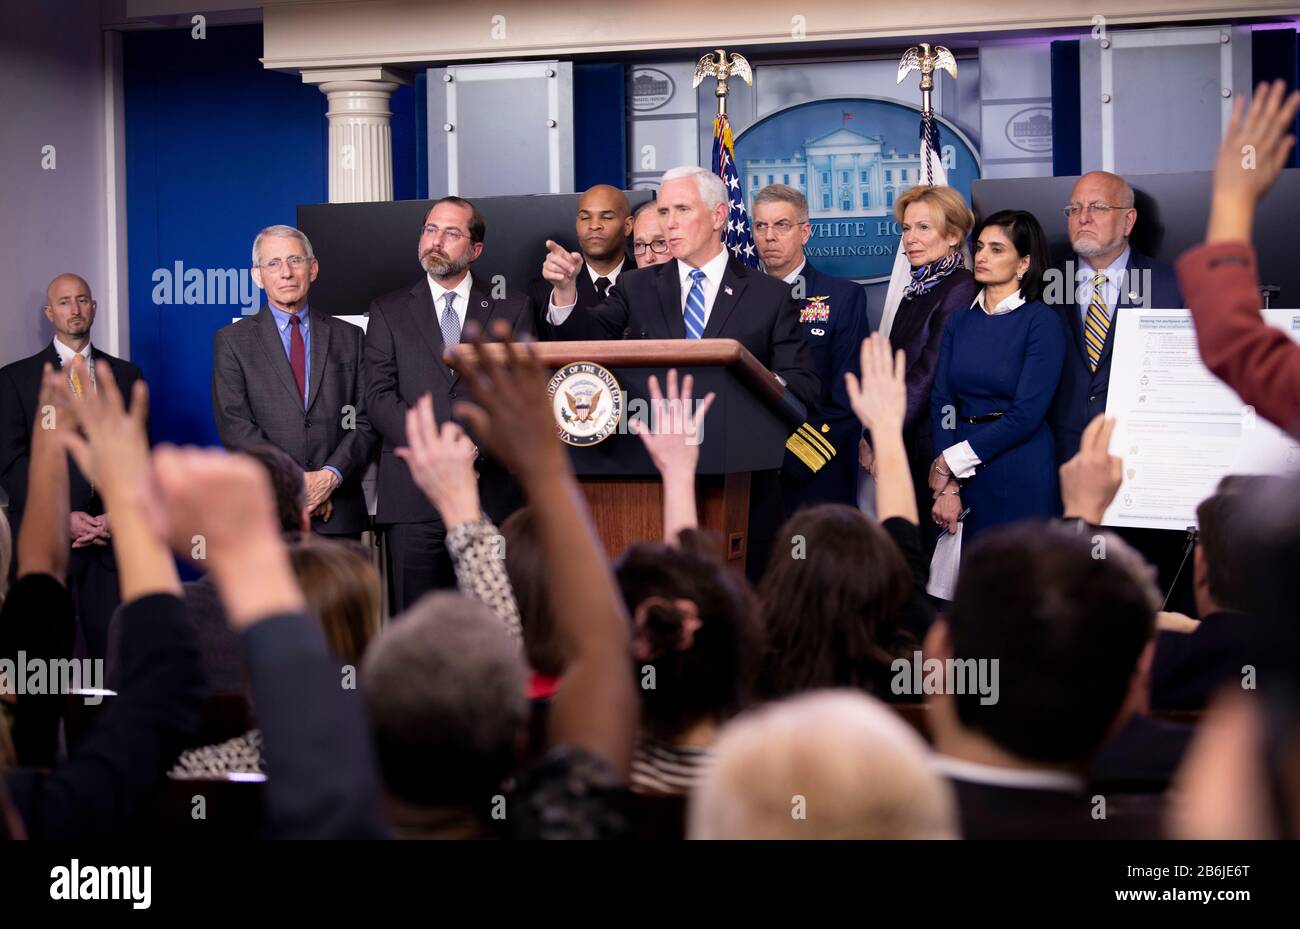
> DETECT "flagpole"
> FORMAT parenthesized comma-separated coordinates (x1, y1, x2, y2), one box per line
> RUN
(879, 42, 959, 340)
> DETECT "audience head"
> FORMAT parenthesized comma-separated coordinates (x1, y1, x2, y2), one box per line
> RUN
(288, 539, 381, 667)
(972, 209, 1051, 301)
(929, 522, 1159, 768)
(362, 592, 528, 810)
(631, 201, 670, 269)
(657, 166, 727, 268)
(757, 505, 913, 701)
(688, 690, 958, 839)
(43, 273, 96, 345)
(242, 444, 310, 536)
(752, 184, 811, 279)
(575, 185, 632, 266)
(500, 507, 567, 679)
(614, 530, 760, 739)
(894, 185, 974, 269)
(1193, 475, 1286, 618)
(1067, 171, 1137, 266)
(250, 225, 317, 313)
(419, 196, 485, 281)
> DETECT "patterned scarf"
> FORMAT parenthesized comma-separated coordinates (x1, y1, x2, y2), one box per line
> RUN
(902, 251, 964, 301)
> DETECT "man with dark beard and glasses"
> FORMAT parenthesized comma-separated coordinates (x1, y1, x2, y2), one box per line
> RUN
(364, 197, 535, 611)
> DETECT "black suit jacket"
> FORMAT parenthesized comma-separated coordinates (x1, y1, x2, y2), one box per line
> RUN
(0, 343, 144, 541)
(546, 255, 820, 410)
(947, 775, 1160, 839)
(1048, 249, 1184, 463)
(212, 308, 376, 536)
(1151, 610, 1257, 711)
(364, 275, 535, 525)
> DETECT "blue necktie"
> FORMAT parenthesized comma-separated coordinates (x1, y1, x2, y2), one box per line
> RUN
(684, 269, 707, 340)
(440, 292, 461, 347)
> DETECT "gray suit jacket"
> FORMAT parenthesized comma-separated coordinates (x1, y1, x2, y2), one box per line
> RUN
(212, 307, 376, 535)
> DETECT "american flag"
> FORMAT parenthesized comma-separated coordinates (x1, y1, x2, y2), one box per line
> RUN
(710, 114, 759, 268)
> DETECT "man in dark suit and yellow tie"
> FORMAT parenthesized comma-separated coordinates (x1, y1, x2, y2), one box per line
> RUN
(0, 274, 145, 658)
(365, 197, 535, 612)
(212, 225, 375, 540)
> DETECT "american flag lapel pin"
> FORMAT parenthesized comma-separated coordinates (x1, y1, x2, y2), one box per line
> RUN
(724, 285, 734, 296)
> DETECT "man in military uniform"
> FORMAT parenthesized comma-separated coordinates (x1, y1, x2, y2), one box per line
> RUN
(754, 184, 869, 510)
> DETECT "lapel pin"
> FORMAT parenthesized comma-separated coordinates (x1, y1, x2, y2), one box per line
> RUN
(724, 285, 734, 296)
(481, 300, 489, 307)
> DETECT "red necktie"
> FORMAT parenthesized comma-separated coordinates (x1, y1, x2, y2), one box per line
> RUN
(288, 313, 306, 405)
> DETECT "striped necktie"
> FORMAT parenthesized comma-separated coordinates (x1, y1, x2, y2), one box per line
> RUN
(1084, 271, 1110, 372)
(684, 269, 707, 340)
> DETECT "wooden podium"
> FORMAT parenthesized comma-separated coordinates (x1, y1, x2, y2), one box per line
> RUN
(447, 338, 801, 566)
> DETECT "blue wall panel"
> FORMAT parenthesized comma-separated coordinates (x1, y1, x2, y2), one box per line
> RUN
(124, 24, 420, 446)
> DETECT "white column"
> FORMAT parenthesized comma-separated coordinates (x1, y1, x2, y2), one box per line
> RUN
(319, 80, 399, 203)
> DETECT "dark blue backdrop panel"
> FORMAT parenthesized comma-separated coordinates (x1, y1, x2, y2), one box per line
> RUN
(124, 24, 327, 447)
(1050, 39, 1082, 177)
(1251, 28, 1299, 170)
(574, 62, 627, 189)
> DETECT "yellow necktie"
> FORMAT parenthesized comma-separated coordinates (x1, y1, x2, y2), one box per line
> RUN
(1084, 271, 1110, 373)
(68, 365, 84, 399)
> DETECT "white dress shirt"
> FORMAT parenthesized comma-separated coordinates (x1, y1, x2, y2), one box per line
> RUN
(587, 258, 625, 290)
(1074, 244, 1130, 326)
(940, 289, 1027, 479)
(428, 272, 473, 333)
(53, 338, 95, 387)
(781, 260, 807, 285)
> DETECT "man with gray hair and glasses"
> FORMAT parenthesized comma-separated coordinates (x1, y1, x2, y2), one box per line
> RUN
(1048, 171, 1183, 466)
(212, 224, 375, 539)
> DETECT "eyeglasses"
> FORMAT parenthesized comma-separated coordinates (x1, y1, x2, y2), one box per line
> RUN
(752, 220, 807, 236)
(422, 224, 466, 242)
(633, 240, 669, 256)
(1062, 202, 1130, 218)
(258, 256, 311, 271)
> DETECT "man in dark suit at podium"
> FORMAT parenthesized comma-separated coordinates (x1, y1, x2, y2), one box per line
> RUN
(527, 184, 632, 336)
(0, 273, 144, 659)
(365, 196, 535, 611)
(212, 225, 375, 540)
(1049, 171, 1184, 465)
(540, 166, 818, 576)
(753, 183, 868, 509)
(541, 166, 818, 409)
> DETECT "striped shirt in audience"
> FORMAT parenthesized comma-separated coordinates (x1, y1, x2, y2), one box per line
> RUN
(630, 738, 714, 795)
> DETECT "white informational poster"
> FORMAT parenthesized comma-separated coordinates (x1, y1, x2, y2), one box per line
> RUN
(1101, 309, 1300, 531)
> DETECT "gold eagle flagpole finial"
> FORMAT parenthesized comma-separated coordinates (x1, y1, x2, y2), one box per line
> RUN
(693, 48, 753, 117)
(897, 42, 958, 186)
(896, 42, 957, 117)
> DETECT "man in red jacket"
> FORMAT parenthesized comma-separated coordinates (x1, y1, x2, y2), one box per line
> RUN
(1177, 79, 1300, 436)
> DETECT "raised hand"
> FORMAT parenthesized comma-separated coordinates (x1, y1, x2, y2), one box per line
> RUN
(395, 392, 482, 528)
(59, 358, 150, 510)
(1059, 414, 1122, 525)
(542, 239, 584, 307)
(629, 369, 716, 482)
(1214, 79, 1300, 206)
(151, 446, 303, 628)
(845, 333, 906, 439)
(452, 320, 569, 489)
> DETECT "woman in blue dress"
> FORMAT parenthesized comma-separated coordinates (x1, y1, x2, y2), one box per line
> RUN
(928, 209, 1065, 544)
